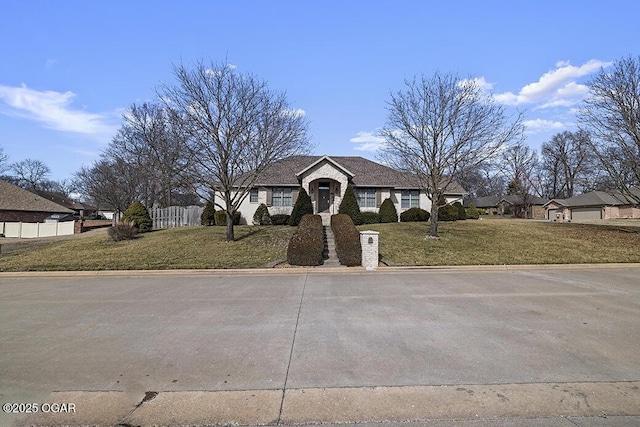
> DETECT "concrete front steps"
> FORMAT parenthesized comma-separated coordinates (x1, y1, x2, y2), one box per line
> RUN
(321, 225, 340, 267)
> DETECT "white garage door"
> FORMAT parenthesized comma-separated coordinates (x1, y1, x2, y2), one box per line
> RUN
(548, 209, 558, 220)
(571, 207, 602, 220)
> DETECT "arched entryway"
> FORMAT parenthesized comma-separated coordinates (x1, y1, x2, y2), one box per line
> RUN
(308, 179, 342, 214)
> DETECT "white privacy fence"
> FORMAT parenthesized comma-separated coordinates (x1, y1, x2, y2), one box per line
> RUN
(151, 206, 204, 229)
(1, 221, 75, 238)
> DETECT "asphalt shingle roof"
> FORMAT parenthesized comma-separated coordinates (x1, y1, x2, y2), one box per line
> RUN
(551, 190, 632, 208)
(0, 180, 74, 213)
(252, 156, 467, 193)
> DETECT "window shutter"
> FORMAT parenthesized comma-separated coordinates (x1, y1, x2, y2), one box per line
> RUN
(376, 189, 382, 207)
(292, 189, 299, 204)
(266, 189, 273, 206)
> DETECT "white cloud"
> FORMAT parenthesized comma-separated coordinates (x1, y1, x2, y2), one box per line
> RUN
(460, 76, 494, 93)
(494, 59, 612, 108)
(285, 108, 306, 117)
(350, 131, 385, 151)
(0, 83, 119, 138)
(523, 119, 566, 133)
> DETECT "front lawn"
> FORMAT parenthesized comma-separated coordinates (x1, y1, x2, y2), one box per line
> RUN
(0, 226, 297, 271)
(358, 219, 640, 266)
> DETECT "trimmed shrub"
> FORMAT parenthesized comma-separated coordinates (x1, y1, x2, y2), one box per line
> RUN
(438, 203, 458, 221)
(122, 200, 152, 232)
(378, 198, 398, 223)
(201, 201, 216, 226)
(331, 214, 362, 267)
(108, 223, 138, 242)
(453, 202, 467, 220)
(360, 211, 381, 224)
(252, 203, 272, 225)
(400, 207, 430, 222)
(214, 210, 241, 226)
(289, 187, 313, 226)
(338, 185, 362, 225)
(287, 214, 324, 266)
(271, 214, 291, 225)
(466, 203, 480, 219)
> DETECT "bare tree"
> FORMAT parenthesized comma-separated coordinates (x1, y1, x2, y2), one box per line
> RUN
(540, 130, 596, 198)
(381, 72, 523, 237)
(10, 158, 51, 190)
(159, 60, 311, 241)
(108, 102, 192, 208)
(0, 146, 9, 175)
(501, 142, 539, 218)
(579, 55, 640, 204)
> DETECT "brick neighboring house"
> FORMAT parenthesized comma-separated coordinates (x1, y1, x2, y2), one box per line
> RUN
(468, 195, 548, 219)
(545, 188, 640, 221)
(0, 180, 74, 223)
(225, 155, 467, 224)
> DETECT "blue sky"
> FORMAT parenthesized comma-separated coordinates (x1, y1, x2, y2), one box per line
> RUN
(1, 1, 639, 181)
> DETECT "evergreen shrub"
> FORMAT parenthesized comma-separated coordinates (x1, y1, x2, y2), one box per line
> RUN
(122, 200, 152, 232)
(453, 202, 467, 220)
(438, 203, 459, 221)
(201, 201, 216, 226)
(287, 214, 324, 266)
(338, 185, 362, 225)
(466, 203, 480, 219)
(271, 214, 291, 225)
(331, 214, 362, 266)
(252, 203, 272, 225)
(378, 198, 398, 223)
(289, 188, 313, 226)
(214, 210, 241, 226)
(400, 207, 430, 222)
(360, 211, 381, 224)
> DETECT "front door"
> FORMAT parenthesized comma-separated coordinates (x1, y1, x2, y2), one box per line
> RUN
(318, 182, 330, 212)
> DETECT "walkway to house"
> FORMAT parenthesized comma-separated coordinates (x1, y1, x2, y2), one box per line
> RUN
(320, 225, 339, 267)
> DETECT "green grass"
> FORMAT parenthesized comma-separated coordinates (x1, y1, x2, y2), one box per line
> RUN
(0, 226, 297, 271)
(2, 219, 639, 271)
(358, 218, 640, 266)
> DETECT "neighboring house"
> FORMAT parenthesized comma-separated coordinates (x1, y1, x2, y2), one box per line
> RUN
(0, 180, 74, 222)
(32, 190, 97, 219)
(467, 195, 548, 219)
(545, 188, 640, 221)
(227, 155, 467, 224)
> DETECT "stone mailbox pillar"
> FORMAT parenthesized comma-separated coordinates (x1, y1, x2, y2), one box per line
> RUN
(360, 230, 379, 271)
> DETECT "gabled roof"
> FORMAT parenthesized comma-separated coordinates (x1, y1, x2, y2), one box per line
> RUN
(32, 190, 90, 211)
(0, 180, 74, 214)
(251, 155, 467, 194)
(546, 190, 632, 208)
(470, 195, 548, 208)
(295, 155, 355, 178)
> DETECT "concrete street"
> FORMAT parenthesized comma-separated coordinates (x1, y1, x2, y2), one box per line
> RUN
(1, 266, 639, 426)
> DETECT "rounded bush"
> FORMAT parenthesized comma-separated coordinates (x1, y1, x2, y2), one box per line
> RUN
(331, 214, 362, 266)
(360, 211, 380, 224)
(122, 200, 152, 232)
(400, 207, 430, 222)
(453, 201, 467, 220)
(108, 223, 138, 241)
(252, 203, 272, 225)
(378, 198, 398, 223)
(287, 214, 324, 266)
(438, 203, 458, 221)
(271, 214, 291, 225)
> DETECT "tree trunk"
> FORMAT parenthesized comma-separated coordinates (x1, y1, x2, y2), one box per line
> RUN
(429, 202, 439, 237)
(225, 211, 235, 242)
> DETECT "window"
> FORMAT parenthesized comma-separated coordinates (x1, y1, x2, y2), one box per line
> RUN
(272, 187, 292, 206)
(401, 190, 420, 209)
(250, 188, 258, 203)
(356, 188, 376, 208)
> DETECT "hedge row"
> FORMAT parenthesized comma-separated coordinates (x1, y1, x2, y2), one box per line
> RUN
(287, 214, 324, 266)
(331, 214, 362, 267)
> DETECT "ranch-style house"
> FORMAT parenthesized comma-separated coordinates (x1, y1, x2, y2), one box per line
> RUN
(228, 155, 467, 224)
